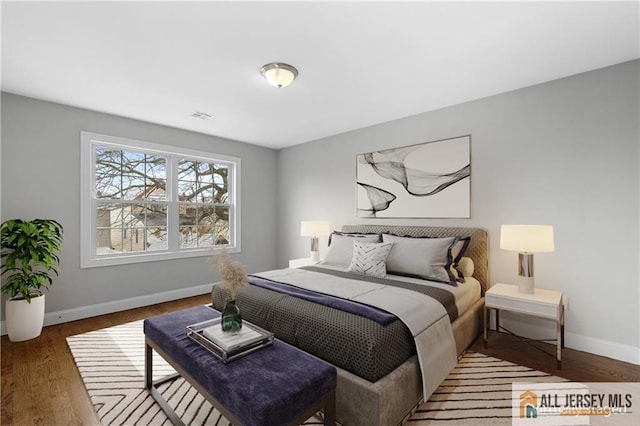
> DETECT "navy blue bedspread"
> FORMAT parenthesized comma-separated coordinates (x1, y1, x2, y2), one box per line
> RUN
(248, 274, 397, 325)
(144, 305, 336, 426)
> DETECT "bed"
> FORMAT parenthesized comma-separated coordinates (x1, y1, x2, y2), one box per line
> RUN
(211, 225, 488, 425)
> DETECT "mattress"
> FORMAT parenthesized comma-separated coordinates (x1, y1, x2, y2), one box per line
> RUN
(211, 264, 480, 383)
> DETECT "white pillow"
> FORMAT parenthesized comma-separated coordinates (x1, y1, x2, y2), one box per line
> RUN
(382, 234, 457, 284)
(347, 241, 393, 277)
(323, 233, 381, 266)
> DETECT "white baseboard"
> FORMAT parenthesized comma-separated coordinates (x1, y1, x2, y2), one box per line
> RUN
(0, 283, 213, 336)
(492, 313, 640, 366)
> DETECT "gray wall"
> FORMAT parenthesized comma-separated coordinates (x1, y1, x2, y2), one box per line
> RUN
(1, 93, 279, 318)
(277, 60, 640, 363)
(2, 60, 638, 363)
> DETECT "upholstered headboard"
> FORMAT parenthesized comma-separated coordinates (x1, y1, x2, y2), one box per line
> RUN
(341, 225, 489, 293)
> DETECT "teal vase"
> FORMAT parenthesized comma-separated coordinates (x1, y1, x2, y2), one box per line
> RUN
(221, 299, 242, 333)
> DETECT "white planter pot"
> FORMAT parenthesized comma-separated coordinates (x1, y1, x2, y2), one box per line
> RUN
(6, 294, 45, 342)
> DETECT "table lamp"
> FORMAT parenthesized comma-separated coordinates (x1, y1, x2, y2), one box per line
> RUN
(500, 225, 554, 293)
(300, 221, 330, 261)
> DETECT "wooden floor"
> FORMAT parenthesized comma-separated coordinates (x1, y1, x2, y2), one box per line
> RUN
(2, 294, 639, 425)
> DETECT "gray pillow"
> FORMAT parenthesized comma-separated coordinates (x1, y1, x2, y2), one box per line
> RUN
(323, 233, 382, 266)
(382, 234, 457, 284)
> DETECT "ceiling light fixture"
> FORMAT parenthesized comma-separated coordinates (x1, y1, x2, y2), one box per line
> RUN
(260, 62, 298, 88)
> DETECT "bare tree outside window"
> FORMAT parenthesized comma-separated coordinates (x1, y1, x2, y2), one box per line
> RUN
(94, 148, 230, 255)
(177, 159, 230, 248)
(81, 131, 239, 268)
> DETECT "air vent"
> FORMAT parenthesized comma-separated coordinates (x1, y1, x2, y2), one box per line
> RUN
(190, 111, 213, 120)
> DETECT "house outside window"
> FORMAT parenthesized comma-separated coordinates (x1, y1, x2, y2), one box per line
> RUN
(81, 131, 240, 268)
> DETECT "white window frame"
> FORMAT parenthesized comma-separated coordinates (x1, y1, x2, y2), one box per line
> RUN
(80, 131, 241, 268)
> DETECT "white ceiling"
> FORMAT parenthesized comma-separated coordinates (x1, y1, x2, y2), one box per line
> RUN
(2, 1, 638, 149)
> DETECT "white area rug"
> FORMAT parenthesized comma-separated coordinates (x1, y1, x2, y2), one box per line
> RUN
(67, 320, 566, 425)
(410, 351, 567, 424)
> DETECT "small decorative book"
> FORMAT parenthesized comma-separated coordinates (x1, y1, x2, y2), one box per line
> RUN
(186, 317, 274, 363)
(202, 323, 262, 351)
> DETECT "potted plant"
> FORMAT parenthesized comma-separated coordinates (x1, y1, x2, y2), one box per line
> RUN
(1, 219, 63, 341)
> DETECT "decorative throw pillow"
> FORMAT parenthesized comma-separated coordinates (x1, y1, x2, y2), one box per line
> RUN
(450, 257, 475, 283)
(382, 233, 457, 285)
(456, 257, 475, 278)
(347, 240, 393, 277)
(323, 233, 382, 267)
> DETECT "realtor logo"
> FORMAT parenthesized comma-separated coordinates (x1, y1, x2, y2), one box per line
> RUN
(513, 382, 640, 425)
(520, 390, 538, 418)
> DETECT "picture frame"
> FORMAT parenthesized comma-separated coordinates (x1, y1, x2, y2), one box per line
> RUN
(356, 135, 471, 218)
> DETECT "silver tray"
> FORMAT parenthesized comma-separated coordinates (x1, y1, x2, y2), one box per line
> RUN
(186, 317, 274, 363)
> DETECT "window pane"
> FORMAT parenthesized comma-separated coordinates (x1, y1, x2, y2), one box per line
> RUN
(145, 154, 167, 201)
(197, 161, 213, 181)
(116, 203, 143, 252)
(178, 181, 196, 202)
(122, 203, 145, 228)
(147, 227, 168, 251)
(178, 159, 197, 202)
(96, 148, 168, 202)
(122, 227, 146, 253)
(96, 203, 121, 254)
(179, 227, 197, 248)
(197, 162, 214, 201)
(214, 206, 230, 245)
(145, 204, 168, 251)
(197, 205, 214, 247)
(95, 148, 122, 199)
(145, 204, 167, 228)
(197, 229, 215, 247)
(214, 164, 228, 202)
(97, 228, 126, 254)
(197, 205, 215, 226)
(97, 202, 124, 227)
(121, 151, 147, 200)
(178, 159, 196, 180)
(179, 204, 196, 225)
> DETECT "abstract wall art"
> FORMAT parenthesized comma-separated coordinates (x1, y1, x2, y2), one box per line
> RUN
(356, 135, 471, 218)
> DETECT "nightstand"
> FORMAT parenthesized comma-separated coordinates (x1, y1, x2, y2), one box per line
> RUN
(288, 258, 319, 268)
(484, 283, 564, 368)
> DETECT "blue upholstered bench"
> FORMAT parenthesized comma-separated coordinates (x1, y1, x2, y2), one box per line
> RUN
(143, 305, 337, 426)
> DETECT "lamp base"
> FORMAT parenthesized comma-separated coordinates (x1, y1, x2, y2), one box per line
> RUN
(309, 237, 319, 262)
(517, 276, 535, 294)
(517, 252, 535, 293)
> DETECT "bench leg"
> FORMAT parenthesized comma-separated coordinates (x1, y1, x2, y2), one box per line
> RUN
(145, 342, 186, 426)
(324, 392, 336, 426)
(145, 342, 152, 390)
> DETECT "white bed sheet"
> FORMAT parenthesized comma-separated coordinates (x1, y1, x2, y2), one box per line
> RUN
(314, 262, 481, 318)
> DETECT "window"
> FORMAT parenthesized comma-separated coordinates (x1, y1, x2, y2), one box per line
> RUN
(81, 132, 240, 268)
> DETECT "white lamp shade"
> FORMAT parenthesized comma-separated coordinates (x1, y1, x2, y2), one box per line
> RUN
(500, 225, 554, 253)
(300, 221, 330, 237)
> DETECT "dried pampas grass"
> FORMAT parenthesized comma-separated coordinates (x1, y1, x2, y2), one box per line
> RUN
(209, 249, 247, 299)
